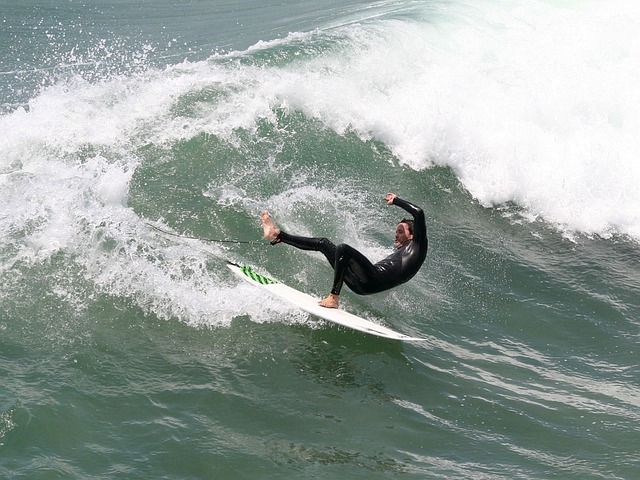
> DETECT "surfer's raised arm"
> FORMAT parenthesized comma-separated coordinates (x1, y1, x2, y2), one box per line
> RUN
(262, 192, 428, 309)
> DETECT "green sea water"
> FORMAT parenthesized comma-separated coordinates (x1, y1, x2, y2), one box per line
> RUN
(2, 1, 640, 478)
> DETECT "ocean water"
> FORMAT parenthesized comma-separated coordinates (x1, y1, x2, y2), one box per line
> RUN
(1, 0, 639, 478)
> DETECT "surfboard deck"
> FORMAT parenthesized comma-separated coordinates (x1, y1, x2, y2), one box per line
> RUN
(227, 263, 425, 341)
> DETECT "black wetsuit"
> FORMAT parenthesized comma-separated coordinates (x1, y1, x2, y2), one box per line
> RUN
(273, 197, 427, 296)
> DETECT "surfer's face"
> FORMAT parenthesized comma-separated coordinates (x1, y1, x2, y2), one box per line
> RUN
(394, 222, 413, 249)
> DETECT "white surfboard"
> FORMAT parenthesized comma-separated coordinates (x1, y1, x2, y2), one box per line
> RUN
(227, 263, 425, 341)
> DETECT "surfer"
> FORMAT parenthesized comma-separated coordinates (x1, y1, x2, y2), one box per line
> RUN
(261, 192, 427, 308)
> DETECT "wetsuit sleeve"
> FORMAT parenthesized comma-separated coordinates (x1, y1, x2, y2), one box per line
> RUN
(393, 197, 427, 247)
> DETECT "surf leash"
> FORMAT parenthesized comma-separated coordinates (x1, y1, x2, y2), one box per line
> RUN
(146, 223, 264, 245)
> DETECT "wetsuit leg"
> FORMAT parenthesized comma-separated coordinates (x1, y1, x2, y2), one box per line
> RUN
(276, 231, 338, 267)
(276, 233, 380, 296)
(330, 243, 379, 296)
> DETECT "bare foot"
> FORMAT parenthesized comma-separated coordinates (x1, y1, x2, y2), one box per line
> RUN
(318, 293, 339, 309)
(261, 211, 280, 241)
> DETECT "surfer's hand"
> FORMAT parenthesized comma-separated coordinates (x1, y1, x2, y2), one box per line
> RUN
(384, 192, 397, 205)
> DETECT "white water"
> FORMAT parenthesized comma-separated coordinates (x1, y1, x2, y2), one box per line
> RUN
(4, 0, 639, 241)
(263, 0, 640, 239)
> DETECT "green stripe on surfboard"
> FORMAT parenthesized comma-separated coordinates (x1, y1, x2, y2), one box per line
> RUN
(239, 265, 278, 285)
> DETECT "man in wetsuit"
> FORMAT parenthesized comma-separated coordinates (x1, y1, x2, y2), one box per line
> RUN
(261, 192, 427, 308)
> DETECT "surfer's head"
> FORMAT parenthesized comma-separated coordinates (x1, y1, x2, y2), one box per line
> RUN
(400, 219, 414, 235)
(394, 219, 414, 248)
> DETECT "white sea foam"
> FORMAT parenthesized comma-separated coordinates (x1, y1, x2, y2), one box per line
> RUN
(258, 0, 640, 239)
(0, 74, 296, 326)
(166, 0, 640, 239)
